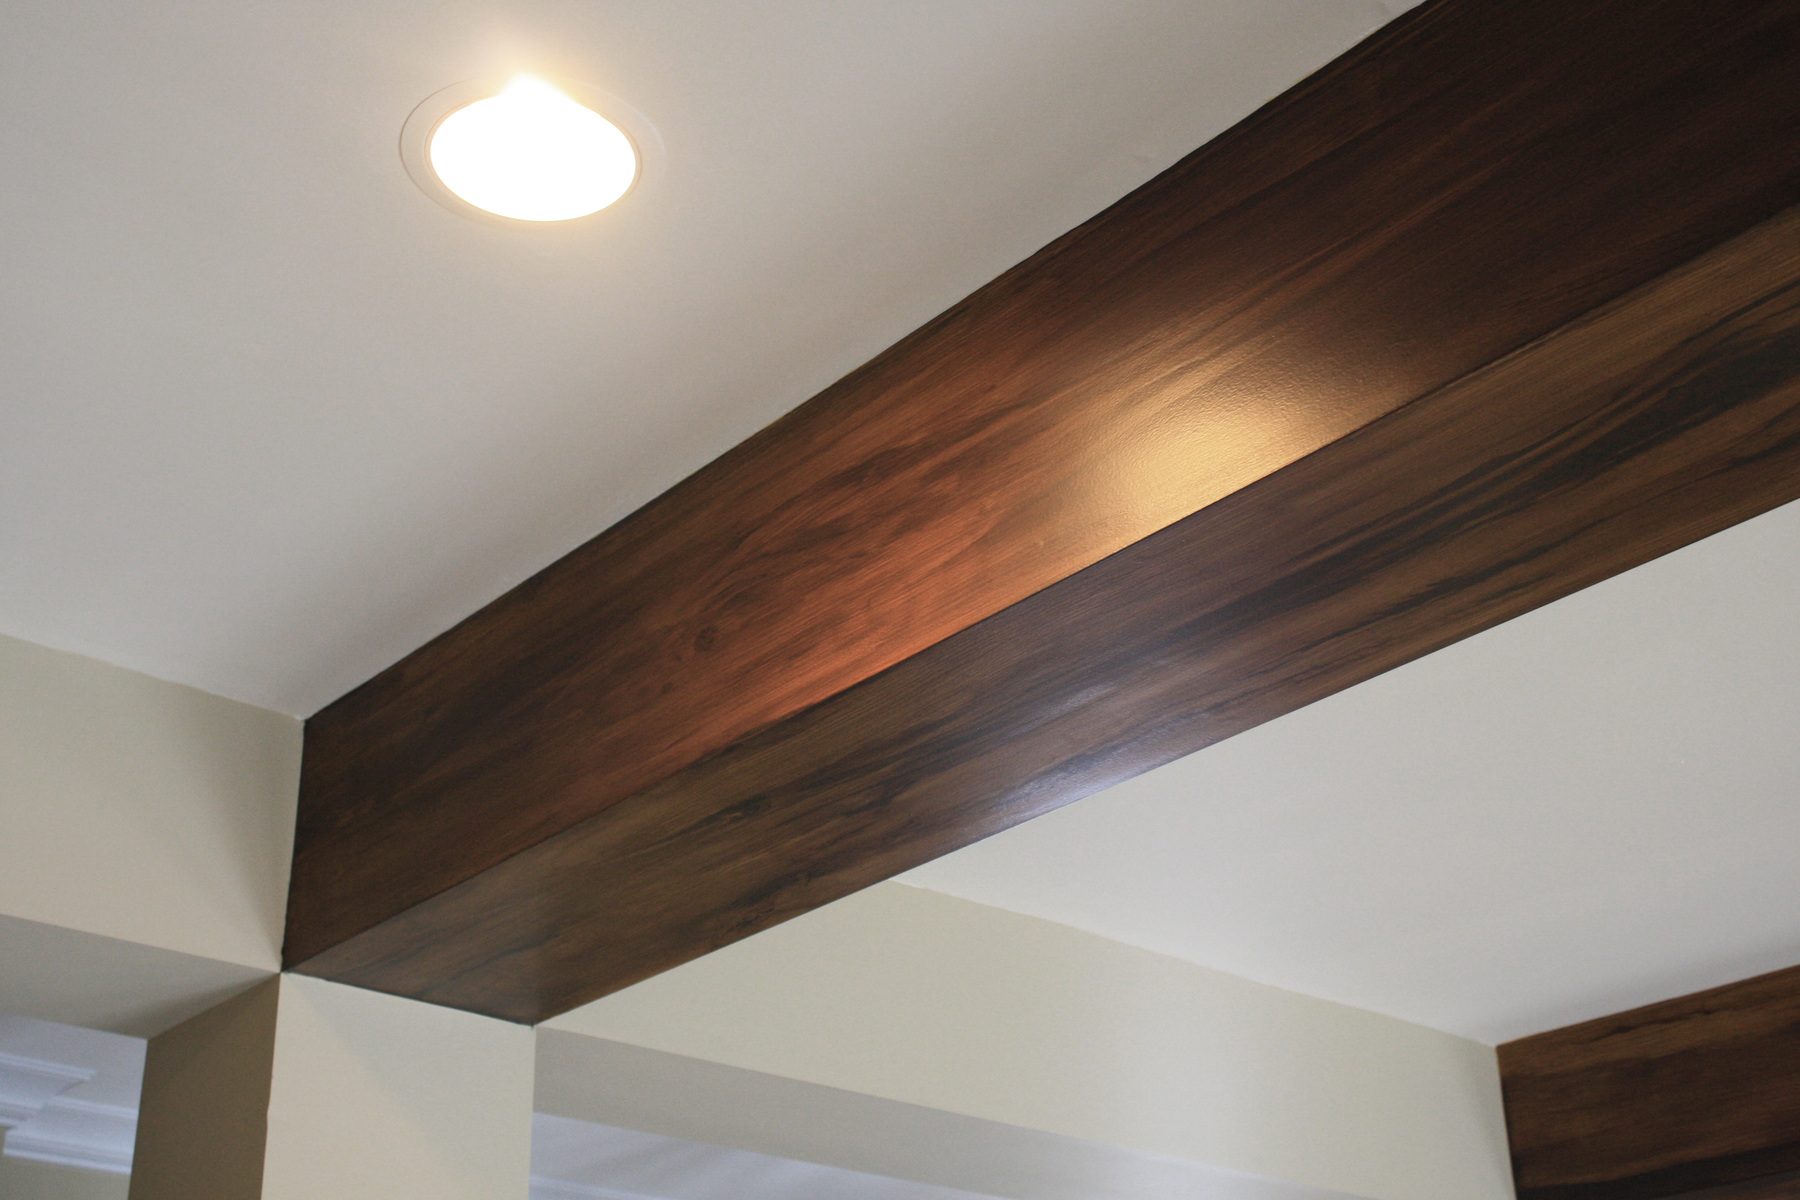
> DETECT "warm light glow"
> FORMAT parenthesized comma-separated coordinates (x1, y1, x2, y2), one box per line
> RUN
(428, 76, 637, 221)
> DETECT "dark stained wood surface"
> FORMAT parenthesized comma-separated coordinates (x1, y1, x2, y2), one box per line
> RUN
(294, 202, 1800, 1019)
(1669, 1175, 1800, 1200)
(288, 0, 1800, 975)
(1501, 965, 1800, 1200)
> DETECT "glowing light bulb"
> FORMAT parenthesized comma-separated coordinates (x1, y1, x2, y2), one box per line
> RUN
(427, 75, 638, 221)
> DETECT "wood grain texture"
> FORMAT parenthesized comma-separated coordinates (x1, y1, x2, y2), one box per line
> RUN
(288, 0, 1800, 974)
(1501, 965, 1800, 1200)
(294, 201, 1800, 1019)
(1669, 1173, 1800, 1200)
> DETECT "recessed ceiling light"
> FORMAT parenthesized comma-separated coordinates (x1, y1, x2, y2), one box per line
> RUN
(400, 75, 651, 225)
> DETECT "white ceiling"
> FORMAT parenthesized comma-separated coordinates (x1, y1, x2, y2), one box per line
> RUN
(902, 497, 1800, 1044)
(0, 0, 1401, 716)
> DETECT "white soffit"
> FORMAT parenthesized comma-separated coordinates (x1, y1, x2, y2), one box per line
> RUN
(0, 0, 1407, 716)
(0, 915, 273, 1039)
(901, 497, 1800, 1044)
(531, 1113, 1012, 1200)
(534, 1031, 1382, 1200)
(528, 1112, 1369, 1200)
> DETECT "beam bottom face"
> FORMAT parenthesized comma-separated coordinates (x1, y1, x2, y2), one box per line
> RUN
(544, 884, 1514, 1200)
(126, 975, 533, 1200)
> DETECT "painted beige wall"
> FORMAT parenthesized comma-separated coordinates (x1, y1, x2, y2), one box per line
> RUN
(0, 1155, 129, 1200)
(129, 979, 279, 1200)
(130, 974, 533, 1200)
(0, 633, 300, 972)
(261, 975, 533, 1200)
(549, 883, 1514, 1200)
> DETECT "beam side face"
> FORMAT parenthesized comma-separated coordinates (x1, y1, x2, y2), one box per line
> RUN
(296, 202, 1800, 1018)
(1500, 965, 1800, 1200)
(287, 0, 1800, 965)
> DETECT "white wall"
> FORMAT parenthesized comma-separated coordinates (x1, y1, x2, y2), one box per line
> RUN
(548, 883, 1514, 1200)
(0, 634, 299, 1032)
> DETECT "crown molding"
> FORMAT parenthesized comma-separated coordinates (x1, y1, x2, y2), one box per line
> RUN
(0, 1051, 91, 1128)
(4, 1096, 137, 1175)
(0, 1051, 135, 1175)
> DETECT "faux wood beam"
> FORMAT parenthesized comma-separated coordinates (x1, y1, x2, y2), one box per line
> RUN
(287, 0, 1800, 1019)
(1670, 1177, 1800, 1200)
(299, 201, 1800, 1019)
(1501, 966, 1800, 1200)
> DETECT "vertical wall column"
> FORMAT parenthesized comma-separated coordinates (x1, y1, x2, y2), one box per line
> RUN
(128, 974, 533, 1200)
